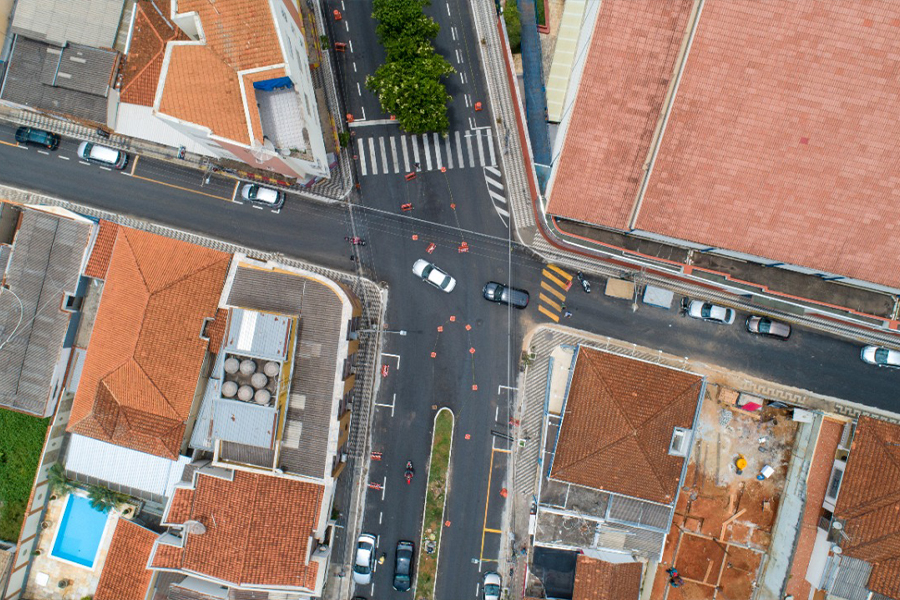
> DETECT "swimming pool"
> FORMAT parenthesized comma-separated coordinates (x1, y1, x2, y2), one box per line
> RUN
(50, 494, 110, 568)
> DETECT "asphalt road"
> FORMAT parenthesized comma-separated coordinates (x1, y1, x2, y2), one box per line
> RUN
(3, 23, 900, 600)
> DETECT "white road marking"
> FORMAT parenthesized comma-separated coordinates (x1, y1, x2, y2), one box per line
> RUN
(368, 137, 378, 175)
(460, 72, 466, 84)
(382, 353, 401, 369)
(100, 166, 112, 171)
(422, 134, 432, 170)
(353, 62, 357, 72)
(444, 134, 454, 169)
(357, 138, 368, 176)
(379, 136, 389, 173)
(58, 156, 70, 160)
(350, 39, 354, 53)
(357, 82, 362, 96)
(432, 133, 442, 170)
(486, 176, 503, 189)
(455, 131, 464, 167)
(381, 476, 386, 501)
(379, 511, 383, 524)
(342, 0, 345, 9)
(411, 135, 420, 168)
(487, 130, 497, 166)
(477, 129, 486, 166)
(79, 160, 91, 165)
(390, 136, 399, 173)
(456, 49, 462, 63)
(466, 132, 475, 168)
(464, 94, 471, 107)
(344, 21, 349, 32)
(361, 106, 367, 120)
(485, 165, 501, 177)
(446, 3, 450, 15)
(452, 27, 457, 41)
(37, 150, 49, 155)
(400, 135, 410, 172)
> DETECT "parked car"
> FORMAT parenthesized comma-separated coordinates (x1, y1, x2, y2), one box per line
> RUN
(76, 141, 128, 169)
(686, 300, 735, 324)
(860, 346, 900, 369)
(412, 259, 456, 293)
(482, 282, 529, 309)
(352, 533, 376, 585)
(483, 571, 501, 600)
(15, 127, 59, 150)
(240, 183, 285, 209)
(746, 316, 791, 340)
(393, 540, 415, 592)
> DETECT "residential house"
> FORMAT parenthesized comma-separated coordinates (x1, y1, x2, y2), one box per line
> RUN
(0, 202, 94, 417)
(544, 0, 900, 295)
(115, 0, 331, 182)
(534, 346, 704, 562)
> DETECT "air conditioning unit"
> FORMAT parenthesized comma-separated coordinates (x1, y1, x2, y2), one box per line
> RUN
(669, 427, 691, 457)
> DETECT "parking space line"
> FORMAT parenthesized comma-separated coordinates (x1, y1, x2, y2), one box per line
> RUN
(130, 155, 139, 175)
(540, 281, 566, 301)
(547, 264, 572, 281)
(538, 305, 560, 322)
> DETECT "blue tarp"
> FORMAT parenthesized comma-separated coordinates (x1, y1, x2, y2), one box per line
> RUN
(253, 77, 293, 91)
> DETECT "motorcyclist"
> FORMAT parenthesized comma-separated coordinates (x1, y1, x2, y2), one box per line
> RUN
(405, 461, 414, 483)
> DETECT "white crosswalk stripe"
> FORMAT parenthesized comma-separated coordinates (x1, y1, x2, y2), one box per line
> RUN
(483, 166, 508, 223)
(354, 128, 498, 177)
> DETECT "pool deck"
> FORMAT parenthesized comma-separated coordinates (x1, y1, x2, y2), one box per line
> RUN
(25, 493, 121, 599)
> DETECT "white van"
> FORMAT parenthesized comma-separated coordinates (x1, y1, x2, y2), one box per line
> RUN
(77, 142, 128, 170)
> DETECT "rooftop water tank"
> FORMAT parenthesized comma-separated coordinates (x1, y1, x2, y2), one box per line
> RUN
(239, 359, 257, 375)
(237, 385, 254, 402)
(221, 381, 238, 398)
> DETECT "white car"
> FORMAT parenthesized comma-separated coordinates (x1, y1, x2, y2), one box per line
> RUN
(412, 259, 457, 292)
(240, 183, 285, 209)
(860, 346, 900, 369)
(483, 571, 501, 600)
(352, 533, 376, 585)
(686, 300, 735, 324)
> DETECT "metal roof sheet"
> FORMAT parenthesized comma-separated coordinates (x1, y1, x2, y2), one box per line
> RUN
(221, 307, 292, 362)
(11, 0, 126, 48)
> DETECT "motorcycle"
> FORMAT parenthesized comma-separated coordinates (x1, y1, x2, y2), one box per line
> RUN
(344, 236, 367, 246)
(576, 271, 591, 294)
(404, 461, 414, 485)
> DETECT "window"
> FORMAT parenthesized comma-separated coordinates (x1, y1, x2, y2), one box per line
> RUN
(669, 427, 691, 457)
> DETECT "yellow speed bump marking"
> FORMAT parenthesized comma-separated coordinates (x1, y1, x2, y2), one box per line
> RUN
(540, 280, 566, 301)
(538, 305, 559, 322)
(541, 269, 569, 290)
(539, 293, 561, 311)
(547, 263, 572, 281)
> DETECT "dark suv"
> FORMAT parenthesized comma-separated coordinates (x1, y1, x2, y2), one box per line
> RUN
(393, 540, 415, 592)
(482, 282, 530, 309)
(15, 127, 60, 150)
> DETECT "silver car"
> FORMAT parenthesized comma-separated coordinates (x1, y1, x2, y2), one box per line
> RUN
(860, 346, 900, 368)
(746, 316, 791, 340)
(352, 533, 376, 585)
(686, 300, 735, 324)
(483, 571, 501, 600)
(241, 183, 285, 209)
(412, 259, 456, 293)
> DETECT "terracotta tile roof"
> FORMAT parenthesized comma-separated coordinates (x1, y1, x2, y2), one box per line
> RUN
(549, 1, 900, 289)
(151, 470, 323, 590)
(204, 308, 229, 353)
(68, 228, 231, 459)
(157, 0, 288, 145)
(550, 347, 703, 504)
(120, 0, 188, 106)
(84, 221, 120, 279)
(834, 417, 900, 598)
(94, 520, 157, 600)
(162, 487, 195, 525)
(547, 0, 692, 228)
(573, 556, 643, 600)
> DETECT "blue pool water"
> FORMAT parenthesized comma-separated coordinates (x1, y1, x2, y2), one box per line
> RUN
(50, 494, 109, 568)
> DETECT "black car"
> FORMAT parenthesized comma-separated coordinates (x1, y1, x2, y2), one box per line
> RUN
(482, 282, 529, 309)
(15, 127, 60, 150)
(393, 540, 414, 592)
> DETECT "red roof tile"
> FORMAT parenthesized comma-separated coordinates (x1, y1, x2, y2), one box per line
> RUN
(120, 0, 187, 106)
(834, 416, 900, 598)
(84, 221, 120, 279)
(573, 556, 643, 600)
(162, 486, 195, 526)
(547, 0, 693, 228)
(94, 520, 157, 600)
(151, 470, 323, 590)
(204, 308, 229, 353)
(550, 348, 703, 504)
(68, 228, 231, 459)
(550, 1, 900, 289)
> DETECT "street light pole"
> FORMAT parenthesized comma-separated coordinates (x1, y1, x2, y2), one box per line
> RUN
(357, 328, 407, 336)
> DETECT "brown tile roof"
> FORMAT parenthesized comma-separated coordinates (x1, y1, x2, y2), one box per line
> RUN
(162, 487, 194, 525)
(84, 221, 120, 279)
(573, 556, 643, 600)
(834, 416, 900, 598)
(157, 0, 287, 144)
(550, 347, 703, 504)
(204, 308, 229, 353)
(547, 0, 693, 228)
(67, 228, 231, 459)
(150, 470, 323, 590)
(94, 520, 157, 600)
(120, 0, 187, 106)
(549, 1, 900, 289)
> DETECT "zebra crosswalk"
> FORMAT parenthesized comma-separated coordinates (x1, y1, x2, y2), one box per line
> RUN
(356, 128, 497, 176)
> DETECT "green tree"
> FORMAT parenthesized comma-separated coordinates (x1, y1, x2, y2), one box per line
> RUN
(504, 0, 521, 53)
(47, 463, 74, 496)
(372, 0, 438, 49)
(366, 56, 455, 134)
(87, 485, 128, 514)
